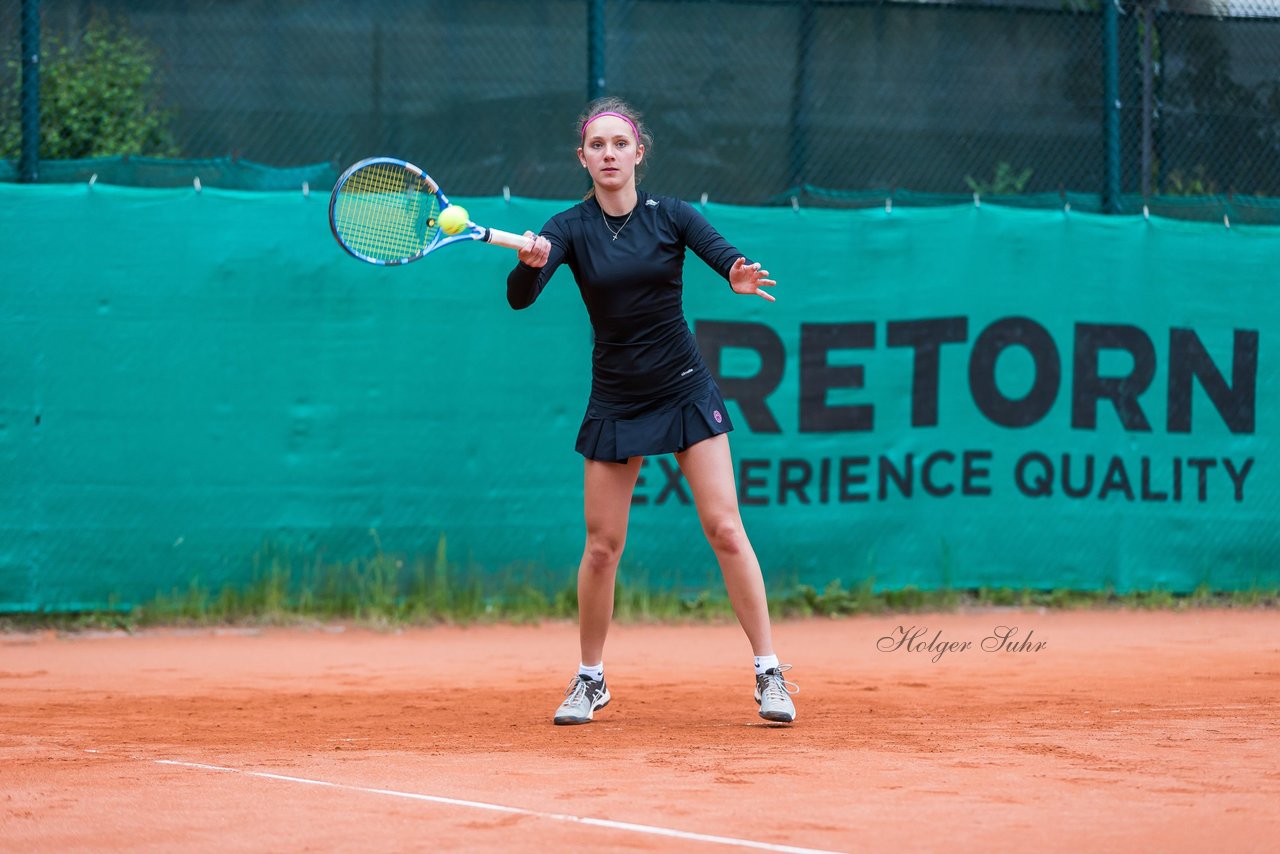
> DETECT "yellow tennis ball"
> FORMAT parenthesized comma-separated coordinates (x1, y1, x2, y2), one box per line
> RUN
(438, 205, 470, 235)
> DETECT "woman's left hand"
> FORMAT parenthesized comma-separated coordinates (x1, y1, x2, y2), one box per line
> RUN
(729, 257, 777, 302)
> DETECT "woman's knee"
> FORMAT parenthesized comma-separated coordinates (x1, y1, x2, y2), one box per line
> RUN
(582, 531, 626, 572)
(703, 515, 748, 556)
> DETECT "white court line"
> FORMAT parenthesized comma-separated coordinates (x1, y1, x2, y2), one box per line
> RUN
(154, 759, 847, 854)
(1108, 705, 1257, 714)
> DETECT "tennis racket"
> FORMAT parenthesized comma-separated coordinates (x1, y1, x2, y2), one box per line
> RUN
(328, 157, 529, 266)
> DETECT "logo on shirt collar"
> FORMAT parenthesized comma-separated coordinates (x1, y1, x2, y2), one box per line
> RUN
(646, 199, 659, 207)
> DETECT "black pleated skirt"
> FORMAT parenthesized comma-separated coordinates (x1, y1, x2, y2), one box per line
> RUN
(575, 378, 735, 463)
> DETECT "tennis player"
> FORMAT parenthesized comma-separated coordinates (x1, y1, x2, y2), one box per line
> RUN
(506, 97, 798, 726)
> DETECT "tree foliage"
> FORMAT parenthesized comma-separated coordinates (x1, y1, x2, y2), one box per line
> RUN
(2, 14, 178, 160)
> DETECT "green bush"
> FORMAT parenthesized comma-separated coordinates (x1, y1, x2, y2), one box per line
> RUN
(965, 162, 1034, 195)
(1, 13, 178, 160)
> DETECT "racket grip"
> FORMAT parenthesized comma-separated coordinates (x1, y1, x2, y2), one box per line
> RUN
(483, 228, 532, 251)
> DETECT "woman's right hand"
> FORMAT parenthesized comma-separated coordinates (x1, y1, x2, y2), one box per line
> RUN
(517, 232, 551, 268)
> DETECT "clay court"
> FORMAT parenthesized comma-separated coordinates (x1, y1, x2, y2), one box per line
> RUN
(3, 608, 1277, 852)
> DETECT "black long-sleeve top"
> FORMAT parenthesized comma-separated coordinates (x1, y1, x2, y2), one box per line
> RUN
(506, 190, 746, 403)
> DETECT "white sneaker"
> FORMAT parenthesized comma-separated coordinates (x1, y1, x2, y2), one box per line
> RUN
(754, 665, 798, 723)
(553, 674, 611, 725)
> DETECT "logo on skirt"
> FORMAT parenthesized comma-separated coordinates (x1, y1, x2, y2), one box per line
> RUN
(713, 410, 723, 423)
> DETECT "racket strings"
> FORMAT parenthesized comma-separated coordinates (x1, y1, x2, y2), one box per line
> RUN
(333, 163, 441, 262)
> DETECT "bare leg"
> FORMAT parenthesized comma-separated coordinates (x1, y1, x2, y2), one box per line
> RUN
(577, 457, 643, 666)
(675, 434, 775, 656)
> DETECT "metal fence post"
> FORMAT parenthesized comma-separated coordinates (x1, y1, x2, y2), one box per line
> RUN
(788, 0, 814, 192)
(1139, 0, 1154, 200)
(588, 0, 606, 100)
(1103, 0, 1122, 212)
(20, 0, 41, 182)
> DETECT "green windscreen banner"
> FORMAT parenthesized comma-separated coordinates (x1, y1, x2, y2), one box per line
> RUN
(1, 184, 1276, 610)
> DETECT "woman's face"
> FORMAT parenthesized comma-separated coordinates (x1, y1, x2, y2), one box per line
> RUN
(578, 115, 644, 192)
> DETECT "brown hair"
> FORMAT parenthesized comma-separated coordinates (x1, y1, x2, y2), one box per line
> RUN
(577, 97, 652, 199)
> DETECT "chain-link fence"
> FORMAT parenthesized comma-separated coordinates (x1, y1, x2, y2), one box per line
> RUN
(3, 0, 1279, 217)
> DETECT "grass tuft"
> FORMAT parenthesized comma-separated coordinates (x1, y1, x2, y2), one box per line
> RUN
(1, 544, 1275, 633)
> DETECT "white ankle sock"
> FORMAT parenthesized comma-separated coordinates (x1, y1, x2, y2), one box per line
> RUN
(754, 654, 779, 676)
(578, 662, 604, 682)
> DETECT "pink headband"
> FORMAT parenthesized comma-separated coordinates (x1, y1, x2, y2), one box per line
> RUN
(580, 111, 639, 142)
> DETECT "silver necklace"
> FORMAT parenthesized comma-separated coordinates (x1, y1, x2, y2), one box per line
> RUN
(602, 207, 633, 241)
